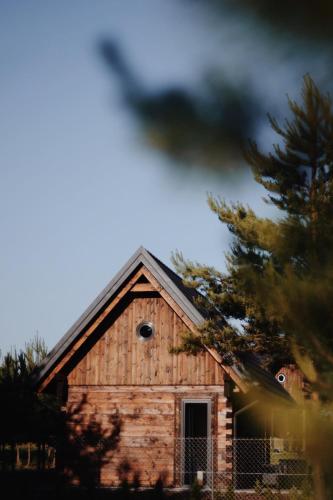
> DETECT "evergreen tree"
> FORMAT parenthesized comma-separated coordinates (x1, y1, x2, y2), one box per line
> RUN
(0, 335, 59, 462)
(173, 76, 333, 379)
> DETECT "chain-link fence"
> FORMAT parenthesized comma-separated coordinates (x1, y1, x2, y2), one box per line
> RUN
(175, 437, 311, 496)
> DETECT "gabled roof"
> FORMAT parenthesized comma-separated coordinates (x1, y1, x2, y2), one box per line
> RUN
(36, 247, 204, 388)
(35, 246, 292, 401)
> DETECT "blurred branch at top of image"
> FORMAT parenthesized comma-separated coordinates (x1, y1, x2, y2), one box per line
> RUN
(98, 0, 333, 176)
(99, 40, 261, 173)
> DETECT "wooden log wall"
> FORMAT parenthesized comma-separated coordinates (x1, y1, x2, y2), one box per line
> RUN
(66, 385, 229, 487)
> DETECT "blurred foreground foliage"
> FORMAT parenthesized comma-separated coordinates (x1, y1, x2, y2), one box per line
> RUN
(172, 77, 333, 498)
(100, 1, 333, 174)
(207, 0, 333, 43)
(100, 40, 258, 170)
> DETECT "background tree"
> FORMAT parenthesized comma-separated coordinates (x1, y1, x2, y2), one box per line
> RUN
(0, 335, 59, 470)
(172, 76, 333, 372)
(173, 75, 333, 369)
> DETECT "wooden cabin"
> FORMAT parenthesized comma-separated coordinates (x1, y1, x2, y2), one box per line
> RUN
(36, 247, 291, 489)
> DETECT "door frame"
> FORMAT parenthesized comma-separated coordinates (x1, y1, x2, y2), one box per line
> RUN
(181, 399, 212, 439)
(180, 399, 212, 485)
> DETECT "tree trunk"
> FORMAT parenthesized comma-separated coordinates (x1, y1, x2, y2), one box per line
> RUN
(26, 442, 31, 468)
(37, 443, 41, 470)
(41, 442, 46, 470)
(10, 442, 15, 471)
(16, 444, 21, 468)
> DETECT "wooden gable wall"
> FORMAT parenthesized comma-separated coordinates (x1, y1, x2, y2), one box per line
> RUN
(67, 292, 224, 386)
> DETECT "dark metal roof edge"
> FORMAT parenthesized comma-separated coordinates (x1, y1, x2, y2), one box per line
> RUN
(36, 246, 204, 386)
(238, 359, 294, 403)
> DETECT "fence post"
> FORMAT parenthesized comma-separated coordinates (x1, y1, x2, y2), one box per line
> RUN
(211, 437, 214, 500)
(233, 439, 236, 492)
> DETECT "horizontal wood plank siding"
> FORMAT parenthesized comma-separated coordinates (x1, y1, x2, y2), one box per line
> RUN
(66, 386, 226, 487)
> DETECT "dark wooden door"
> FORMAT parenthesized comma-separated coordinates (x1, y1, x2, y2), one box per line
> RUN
(183, 402, 209, 485)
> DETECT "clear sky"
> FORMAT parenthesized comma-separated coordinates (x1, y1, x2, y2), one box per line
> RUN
(0, 1, 320, 354)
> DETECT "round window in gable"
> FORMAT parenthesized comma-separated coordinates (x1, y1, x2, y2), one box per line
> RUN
(136, 321, 155, 341)
(277, 373, 286, 384)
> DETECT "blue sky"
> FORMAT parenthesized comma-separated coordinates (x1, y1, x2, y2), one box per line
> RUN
(0, 1, 321, 354)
